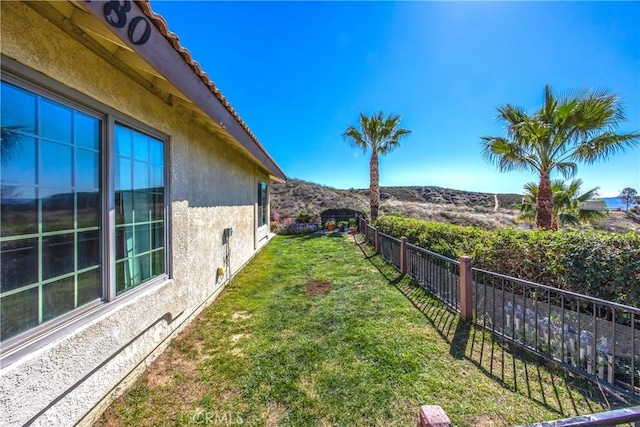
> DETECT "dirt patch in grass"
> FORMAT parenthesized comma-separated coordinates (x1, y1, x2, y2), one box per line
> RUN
(231, 311, 251, 321)
(305, 279, 331, 296)
(262, 402, 287, 427)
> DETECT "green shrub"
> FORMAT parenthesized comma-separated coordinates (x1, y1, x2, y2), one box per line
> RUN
(295, 212, 316, 223)
(375, 215, 640, 307)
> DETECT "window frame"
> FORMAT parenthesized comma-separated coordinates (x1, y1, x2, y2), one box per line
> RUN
(257, 181, 268, 228)
(0, 56, 172, 360)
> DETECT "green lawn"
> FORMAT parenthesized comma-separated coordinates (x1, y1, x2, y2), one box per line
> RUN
(98, 233, 610, 426)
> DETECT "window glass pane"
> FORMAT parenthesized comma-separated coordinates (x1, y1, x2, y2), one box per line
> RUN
(115, 190, 133, 224)
(116, 226, 133, 260)
(115, 125, 132, 158)
(1, 288, 39, 341)
(149, 138, 163, 166)
(133, 161, 149, 190)
(77, 268, 100, 306)
(41, 141, 72, 188)
(258, 182, 267, 227)
(40, 98, 72, 143)
(42, 277, 75, 322)
(116, 261, 125, 294)
(42, 233, 74, 280)
(150, 166, 163, 189)
(133, 191, 150, 222)
(77, 190, 100, 228)
(135, 224, 150, 254)
(262, 185, 268, 226)
(133, 131, 148, 161)
(1, 82, 36, 134)
(152, 222, 164, 249)
(78, 230, 100, 269)
(135, 254, 151, 285)
(74, 111, 99, 150)
(151, 191, 164, 221)
(41, 188, 74, 232)
(1, 238, 38, 292)
(76, 148, 99, 189)
(152, 249, 164, 276)
(1, 135, 36, 186)
(116, 157, 132, 191)
(1, 186, 37, 237)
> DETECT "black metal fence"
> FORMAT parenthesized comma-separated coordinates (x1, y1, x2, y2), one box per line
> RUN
(473, 267, 640, 400)
(406, 243, 460, 312)
(379, 233, 401, 269)
(365, 224, 376, 247)
(357, 216, 640, 402)
(522, 404, 640, 426)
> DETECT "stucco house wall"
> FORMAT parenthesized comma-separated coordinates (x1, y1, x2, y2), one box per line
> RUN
(0, 2, 277, 425)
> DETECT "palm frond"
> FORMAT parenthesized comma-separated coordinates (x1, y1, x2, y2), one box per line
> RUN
(555, 161, 577, 179)
(572, 132, 640, 163)
(343, 111, 411, 156)
(342, 125, 369, 153)
(480, 137, 538, 172)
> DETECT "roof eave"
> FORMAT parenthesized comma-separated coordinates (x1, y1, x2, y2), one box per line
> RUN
(78, 0, 286, 182)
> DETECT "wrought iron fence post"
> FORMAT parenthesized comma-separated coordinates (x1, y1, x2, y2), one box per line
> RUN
(375, 227, 381, 252)
(459, 256, 473, 321)
(400, 236, 408, 274)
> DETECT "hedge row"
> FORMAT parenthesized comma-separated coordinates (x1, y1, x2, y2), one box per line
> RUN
(374, 216, 640, 307)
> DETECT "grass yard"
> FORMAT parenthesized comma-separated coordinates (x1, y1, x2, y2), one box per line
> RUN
(98, 233, 611, 426)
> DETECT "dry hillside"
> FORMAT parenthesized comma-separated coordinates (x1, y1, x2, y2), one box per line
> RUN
(271, 179, 640, 233)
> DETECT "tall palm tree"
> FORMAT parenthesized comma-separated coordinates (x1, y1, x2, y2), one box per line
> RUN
(343, 112, 411, 221)
(518, 179, 606, 230)
(481, 85, 639, 230)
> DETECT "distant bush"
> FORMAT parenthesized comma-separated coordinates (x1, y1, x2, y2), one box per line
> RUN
(276, 223, 317, 235)
(296, 212, 316, 223)
(320, 208, 366, 223)
(375, 215, 640, 307)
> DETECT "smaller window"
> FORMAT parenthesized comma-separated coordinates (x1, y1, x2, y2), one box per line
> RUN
(257, 182, 267, 227)
(114, 124, 165, 295)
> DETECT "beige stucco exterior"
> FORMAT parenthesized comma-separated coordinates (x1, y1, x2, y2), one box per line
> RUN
(0, 2, 276, 425)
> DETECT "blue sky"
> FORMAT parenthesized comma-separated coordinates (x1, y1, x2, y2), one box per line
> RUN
(151, 1, 639, 197)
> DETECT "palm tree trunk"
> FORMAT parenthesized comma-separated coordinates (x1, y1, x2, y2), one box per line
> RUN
(536, 171, 554, 230)
(370, 151, 379, 222)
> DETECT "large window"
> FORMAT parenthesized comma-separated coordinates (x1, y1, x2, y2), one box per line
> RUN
(0, 77, 167, 343)
(258, 181, 267, 227)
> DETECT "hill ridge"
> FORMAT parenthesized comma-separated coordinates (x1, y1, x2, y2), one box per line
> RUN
(271, 179, 638, 233)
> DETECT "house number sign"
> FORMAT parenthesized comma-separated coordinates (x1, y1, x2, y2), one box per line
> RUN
(87, 1, 152, 45)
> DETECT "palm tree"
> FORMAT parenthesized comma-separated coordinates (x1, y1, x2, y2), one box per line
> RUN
(518, 179, 606, 230)
(481, 85, 640, 230)
(343, 112, 411, 221)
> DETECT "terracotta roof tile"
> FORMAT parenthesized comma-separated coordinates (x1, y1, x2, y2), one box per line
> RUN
(134, 0, 274, 166)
